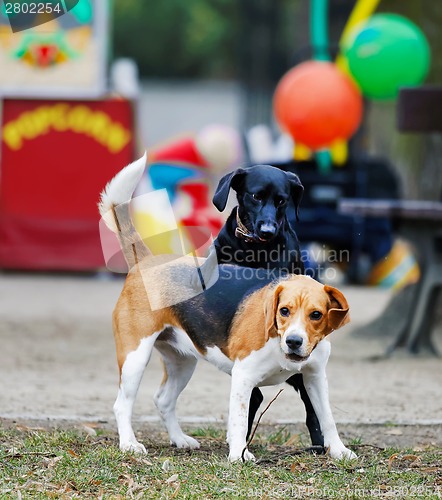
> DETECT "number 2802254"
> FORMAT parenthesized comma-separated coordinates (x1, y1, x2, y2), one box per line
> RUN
(4, 2, 63, 15)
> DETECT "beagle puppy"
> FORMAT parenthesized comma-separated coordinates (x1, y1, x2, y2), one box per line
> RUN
(98, 156, 356, 462)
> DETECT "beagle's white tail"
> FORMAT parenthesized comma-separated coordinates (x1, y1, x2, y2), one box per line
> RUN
(99, 153, 146, 232)
(98, 153, 151, 268)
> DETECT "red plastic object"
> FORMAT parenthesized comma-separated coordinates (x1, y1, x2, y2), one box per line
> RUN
(149, 137, 209, 168)
(180, 183, 223, 256)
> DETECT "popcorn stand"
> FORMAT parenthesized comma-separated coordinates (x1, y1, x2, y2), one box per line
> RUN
(0, 0, 135, 270)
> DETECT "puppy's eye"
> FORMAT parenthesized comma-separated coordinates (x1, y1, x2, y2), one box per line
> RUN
(252, 193, 263, 201)
(280, 307, 290, 317)
(276, 198, 287, 207)
(310, 311, 323, 320)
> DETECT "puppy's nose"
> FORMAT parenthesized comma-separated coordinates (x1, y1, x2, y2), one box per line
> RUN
(286, 335, 303, 351)
(258, 223, 276, 239)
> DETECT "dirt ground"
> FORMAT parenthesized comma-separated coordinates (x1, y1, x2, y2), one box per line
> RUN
(1, 273, 441, 447)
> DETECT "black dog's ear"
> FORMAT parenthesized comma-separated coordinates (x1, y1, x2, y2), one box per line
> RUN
(212, 168, 247, 212)
(286, 172, 304, 221)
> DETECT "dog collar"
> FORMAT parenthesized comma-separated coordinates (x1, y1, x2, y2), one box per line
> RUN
(235, 210, 259, 243)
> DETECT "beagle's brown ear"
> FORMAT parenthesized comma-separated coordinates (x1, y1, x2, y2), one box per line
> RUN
(324, 285, 350, 331)
(212, 168, 247, 212)
(264, 284, 283, 340)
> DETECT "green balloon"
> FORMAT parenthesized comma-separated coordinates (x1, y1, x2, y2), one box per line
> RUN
(343, 14, 431, 100)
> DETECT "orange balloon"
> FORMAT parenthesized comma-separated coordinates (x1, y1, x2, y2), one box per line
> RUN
(274, 61, 363, 150)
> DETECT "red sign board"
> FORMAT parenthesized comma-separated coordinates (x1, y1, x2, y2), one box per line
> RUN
(0, 98, 135, 270)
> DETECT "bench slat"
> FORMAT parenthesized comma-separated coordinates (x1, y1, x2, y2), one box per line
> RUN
(339, 198, 442, 220)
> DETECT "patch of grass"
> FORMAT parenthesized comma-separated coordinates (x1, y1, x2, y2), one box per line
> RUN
(190, 427, 224, 439)
(383, 421, 399, 427)
(264, 425, 291, 445)
(349, 436, 363, 446)
(0, 425, 441, 499)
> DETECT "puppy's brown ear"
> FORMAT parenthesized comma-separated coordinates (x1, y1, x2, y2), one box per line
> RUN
(324, 285, 350, 331)
(264, 284, 283, 340)
(212, 168, 247, 212)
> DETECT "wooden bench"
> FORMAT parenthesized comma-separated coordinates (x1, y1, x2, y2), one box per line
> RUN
(339, 198, 442, 354)
(338, 86, 442, 355)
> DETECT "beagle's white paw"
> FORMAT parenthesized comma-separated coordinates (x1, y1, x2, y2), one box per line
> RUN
(171, 434, 200, 449)
(229, 448, 256, 463)
(328, 444, 357, 460)
(120, 440, 147, 454)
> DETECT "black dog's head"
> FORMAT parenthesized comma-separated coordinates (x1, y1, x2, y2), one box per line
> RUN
(213, 164, 303, 242)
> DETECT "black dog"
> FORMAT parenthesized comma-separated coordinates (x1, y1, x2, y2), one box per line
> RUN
(212, 164, 324, 449)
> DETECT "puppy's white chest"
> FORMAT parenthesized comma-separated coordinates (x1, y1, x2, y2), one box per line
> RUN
(235, 337, 304, 386)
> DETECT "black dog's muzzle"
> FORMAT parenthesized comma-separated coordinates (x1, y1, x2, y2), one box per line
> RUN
(235, 211, 281, 244)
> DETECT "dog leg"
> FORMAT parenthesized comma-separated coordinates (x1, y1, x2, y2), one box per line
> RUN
(154, 346, 200, 449)
(114, 335, 158, 454)
(285, 373, 325, 449)
(302, 366, 356, 460)
(247, 387, 264, 440)
(228, 366, 256, 462)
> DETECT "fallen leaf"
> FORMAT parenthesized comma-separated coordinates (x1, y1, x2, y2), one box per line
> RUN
(166, 474, 179, 484)
(84, 422, 100, 428)
(388, 453, 399, 471)
(291, 462, 307, 473)
(82, 425, 97, 437)
(162, 459, 172, 472)
(385, 429, 403, 436)
(42, 456, 63, 468)
(170, 483, 181, 498)
(16, 425, 46, 432)
(67, 449, 80, 458)
(284, 434, 301, 447)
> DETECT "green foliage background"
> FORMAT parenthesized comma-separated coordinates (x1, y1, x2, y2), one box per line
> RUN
(112, 1, 442, 82)
(112, 0, 240, 78)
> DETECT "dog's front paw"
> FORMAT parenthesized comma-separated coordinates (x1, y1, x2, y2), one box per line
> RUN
(171, 434, 200, 449)
(328, 444, 357, 460)
(120, 440, 147, 454)
(228, 448, 256, 463)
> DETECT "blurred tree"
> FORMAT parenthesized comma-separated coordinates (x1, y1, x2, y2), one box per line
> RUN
(238, 0, 300, 128)
(112, 0, 239, 78)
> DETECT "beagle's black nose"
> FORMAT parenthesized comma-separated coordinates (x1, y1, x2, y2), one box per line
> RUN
(286, 335, 303, 351)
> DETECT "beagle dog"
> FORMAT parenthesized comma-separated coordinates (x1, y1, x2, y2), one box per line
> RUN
(98, 156, 356, 462)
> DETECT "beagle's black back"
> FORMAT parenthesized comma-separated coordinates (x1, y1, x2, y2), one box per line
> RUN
(171, 265, 278, 352)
